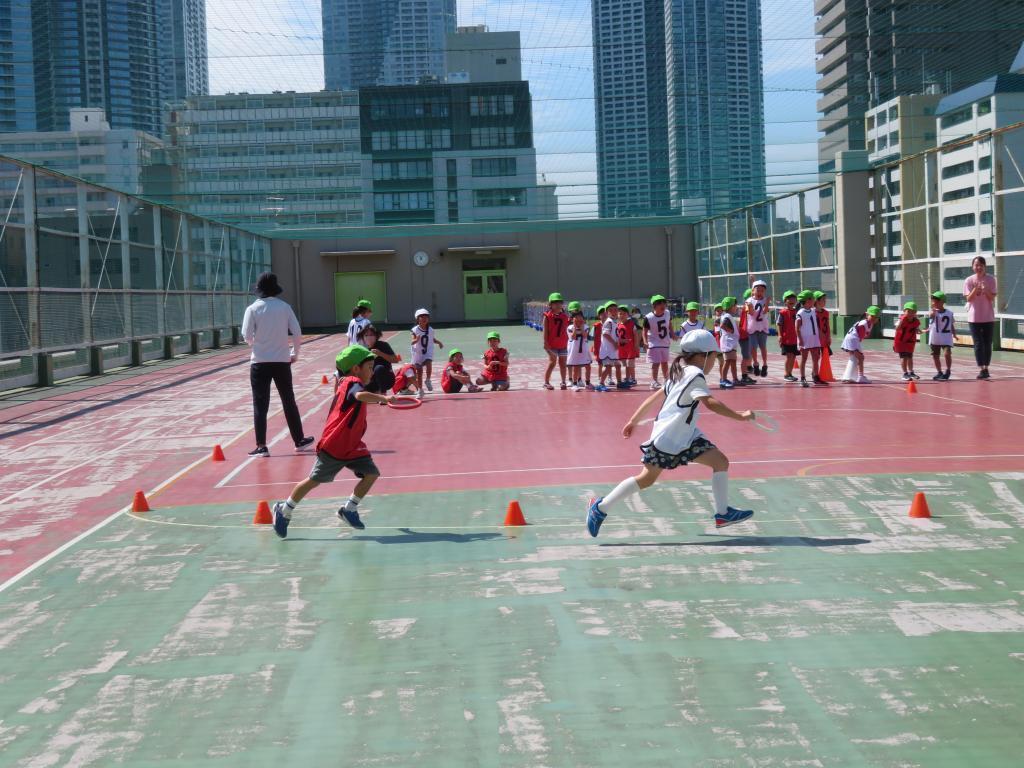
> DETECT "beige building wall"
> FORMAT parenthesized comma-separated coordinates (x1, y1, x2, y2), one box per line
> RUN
(272, 221, 696, 327)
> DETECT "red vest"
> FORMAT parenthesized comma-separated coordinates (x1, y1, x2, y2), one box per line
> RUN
(778, 307, 798, 345)
(543, 310, 569, 350)
(317, 377, 370, 460)
(482, 348, 508, 381)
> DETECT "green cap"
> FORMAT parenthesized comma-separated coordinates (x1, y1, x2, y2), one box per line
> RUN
(567, 300, 582, 312)
(866, 305, 881, 317)
(721, 296, 737, 309)
(356, 299, 372, 309)
(335, 344, 375, 374)
(931, 291, 946, 301)
(743, 288, 752, 299)
(797, 290, 813, 301)
(713, 302, 724, 311)
(448, 348, 462, 359)
(813, 290, 826, 300)
(487, 331, 501, 340)
(605, 300, 619, 308)
(685, 301, 699, 311)
(651, 294, 667, 304)
(783, 290, 797, 300)
(904, 301, 917, 311)
(548, 292, 563, 303)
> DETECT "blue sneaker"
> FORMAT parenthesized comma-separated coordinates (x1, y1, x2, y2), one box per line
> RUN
(338, 505, 366, 530)
(594, 384, 609, 392)
(714, 507, 754, 529)
(272, 502, 290, 539)
(615, 381, 631, 389)
(586, 498, 607, 537)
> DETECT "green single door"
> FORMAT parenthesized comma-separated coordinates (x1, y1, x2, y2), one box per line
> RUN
(335, 271, 388, 325)
(464, 270, 507, 321)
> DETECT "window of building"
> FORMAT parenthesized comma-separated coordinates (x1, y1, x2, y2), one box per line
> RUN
(980, 236, 993, 251)
(977, 99, 992, 116)
(942, 160, 974, 179)
(940, 106, 973, 129)
(942, 213, 975, 229)
(469, 93, 516, 117)
(374, 191, 434, 211)
(472, 157, 517, 177)
(474, 188, 526, 207)
(980, 209, 993, 225)
(978, 155, 992, 170)
(942, 187, 974, 202)
(943, 239, 976, 255)
(471, 126, 515, 148)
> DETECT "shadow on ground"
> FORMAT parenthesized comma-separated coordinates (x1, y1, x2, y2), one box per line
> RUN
(601, 535, 871, 548)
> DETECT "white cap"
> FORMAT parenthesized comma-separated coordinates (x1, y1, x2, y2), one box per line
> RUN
(414, 307, 430, 318)
(752, 280, 767, 288)
(679, 329, 720, 354)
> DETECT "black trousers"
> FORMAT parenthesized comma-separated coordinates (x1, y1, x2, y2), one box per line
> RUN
(969, 322, 994, 368)
(250, 362, 305, 446)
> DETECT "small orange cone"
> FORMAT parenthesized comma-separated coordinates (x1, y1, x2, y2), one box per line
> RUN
(395, 354, 402, 362)
(908, 491, 931, 519)
(253, 500, 273, 525)
(131, 490, 150, 513)
(211, 444, 226, 462)
(818, 348, 835, 382)
(907, 379, 918, 394)
(504, 500, 527, 526)
(321, 374, 329, 385)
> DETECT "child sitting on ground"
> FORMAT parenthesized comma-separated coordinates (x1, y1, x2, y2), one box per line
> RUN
(442, 349, 482, 393)
(476, 331, 510, 391)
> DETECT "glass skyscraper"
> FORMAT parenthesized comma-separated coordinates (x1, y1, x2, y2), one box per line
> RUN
(0, 1, 36, 132)
(160, 0, 209, 106)
(323, 0, 457, 90)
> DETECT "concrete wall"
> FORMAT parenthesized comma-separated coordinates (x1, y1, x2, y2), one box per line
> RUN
(272, 221, 697, 327)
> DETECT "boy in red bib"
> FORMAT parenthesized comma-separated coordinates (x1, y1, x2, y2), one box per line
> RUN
(893, 301, 922, 380)
(272, 345, 392, 538)
(476, 331, 510, 391)
(776, 290, 799, 382)
(542, 292, 569, 389)
(442, 349, 482, 393)
(616, 304, 638, 388)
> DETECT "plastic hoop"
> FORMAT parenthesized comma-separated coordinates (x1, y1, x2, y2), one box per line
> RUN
(387, 396, 422, 411)
(751, 411, 779, 433)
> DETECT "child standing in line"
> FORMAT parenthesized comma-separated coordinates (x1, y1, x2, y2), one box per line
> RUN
(442, 349, 482, 393)
(591, 305, 606, 390)
(585, 329, 755, 537)
(745, 280, 771, 377)
(680, 301, 703, 336)
(776, 290, 799, 382)
(643, 294, 674, 390)
(738, 289, 757, 385)
(475, 330, 510, 391)
(813, 291, 832, 356)
(566, 302, 593, 389)
(567, 311, 592, 391)
(894, 301, 922, 380)
(346, 300, 373, 346)
(616, 304, 638, 389)
(927, 291, 958, 380)
(841, 305, 880, 383)
(712, 302, 725, 381)
(717, 297, 741, 389)
(542, 292, 570, 390)
(272, 345, 392, 539)
(411, 308, 443, 395)
(796, 290, 826, 387)
(599, 301, 622, 391)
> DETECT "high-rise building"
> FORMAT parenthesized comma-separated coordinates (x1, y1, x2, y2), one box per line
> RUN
(816, 0, 1024, 176)
(665, 0, 766, 217)
(0, 1, 36, 132)
(323, 0, 457, 90)
(445, 26, 522, 84)
(159, 0, 209, 105)
(591, 0, 670, 218)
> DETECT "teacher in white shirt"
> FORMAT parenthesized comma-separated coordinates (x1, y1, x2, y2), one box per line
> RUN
(240, 273, 314, 457)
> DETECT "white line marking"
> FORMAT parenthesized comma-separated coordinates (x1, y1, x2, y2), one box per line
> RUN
(878, 383, 1024, 419)
(220, 453, 1024, 488)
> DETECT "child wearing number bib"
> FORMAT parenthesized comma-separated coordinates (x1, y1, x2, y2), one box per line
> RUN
(411, 308, 444, 396)
(643, 294, 674, 390)
(566, 312, 592, 391)
(927, 291, 958, 380)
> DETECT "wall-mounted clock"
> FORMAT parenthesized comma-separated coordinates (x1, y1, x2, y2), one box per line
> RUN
(412, 250, 430, 268)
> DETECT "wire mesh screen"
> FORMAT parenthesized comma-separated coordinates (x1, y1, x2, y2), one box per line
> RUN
(90, 293, 129, 342)
(38, 292, 86, 349)
(0, 290, 30, 355)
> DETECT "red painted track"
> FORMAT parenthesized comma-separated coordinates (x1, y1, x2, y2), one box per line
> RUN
(2, 336, 1023, 582)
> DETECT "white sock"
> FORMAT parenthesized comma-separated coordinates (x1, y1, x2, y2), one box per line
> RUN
(345, 494, 362, 511)
(711, 472, 729, 516)
(282, 497, 299, 518)
(601, 477, 640, 512)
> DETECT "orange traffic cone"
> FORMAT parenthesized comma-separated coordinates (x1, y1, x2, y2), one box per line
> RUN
(504, 500, 527, 526)
(321, 374, 329, 385)
(131, 490, 150, 513)
(211, 444, 226, 462)
(818, 348, 835, 382)
(908, 491, 931, 519)
(253, 500, 273, 525)
(907, 379, 918, 394)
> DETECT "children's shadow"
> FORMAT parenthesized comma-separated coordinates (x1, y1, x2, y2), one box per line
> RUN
(351, 527, 505, 544)
(601, 535, 871, 548)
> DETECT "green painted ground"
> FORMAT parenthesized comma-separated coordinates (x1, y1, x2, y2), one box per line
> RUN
(2, 472, 1024, 766)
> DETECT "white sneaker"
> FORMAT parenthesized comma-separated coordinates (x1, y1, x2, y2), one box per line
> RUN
(650, 381, 660, 390)
(857, 375, 871, 384)
(425, 380, 433, 392)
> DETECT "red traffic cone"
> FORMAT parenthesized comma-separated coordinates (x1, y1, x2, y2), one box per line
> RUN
(211, 444, 226, 462)
(131, 490, 150, 513)
(907, 379, 918, 394)
(321, 374, 329, 385)
(909, 492, 932, 519)
(253, 500, 273, 525)
(818, 348, 835, 382)
(504, 500, 527, 526)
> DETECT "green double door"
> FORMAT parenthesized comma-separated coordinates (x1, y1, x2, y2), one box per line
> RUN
(463, 270, 507, 321)
(334, 272, 388, 325)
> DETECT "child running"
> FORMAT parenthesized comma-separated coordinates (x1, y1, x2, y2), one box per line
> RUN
(346, 300, 372, 346)
(893, 301, 922, 380)
(476, 331, 510, 391)
(717, 297, 741, 389)
(840, 305, 879, 383)
(796, 290, 826, 387)
(542, 292, 570, 390)
(616, 304, 638, 389)
(411, 308, 443, 395)
(776, 290, 799, 382)
(566, 310, 592, 391)
(746, 280, 771, 377)
(927, 291, 958, 380)
(585, 329, 755, 537)
(272, 345, 391, 538)
(643, 294, 674, 389)
(442, 349, 482, 393)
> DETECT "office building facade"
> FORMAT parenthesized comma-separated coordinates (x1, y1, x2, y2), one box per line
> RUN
(159, 0, 209, 106)
(323, 0, 457, 90)
(445, 26, 522, 84)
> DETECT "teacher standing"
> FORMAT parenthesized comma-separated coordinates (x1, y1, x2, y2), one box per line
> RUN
(963, 255, 998, 379)
(241, 272, 314, 457)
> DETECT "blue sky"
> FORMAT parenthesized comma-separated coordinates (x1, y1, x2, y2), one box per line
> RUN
(206, 0, 820, 218)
